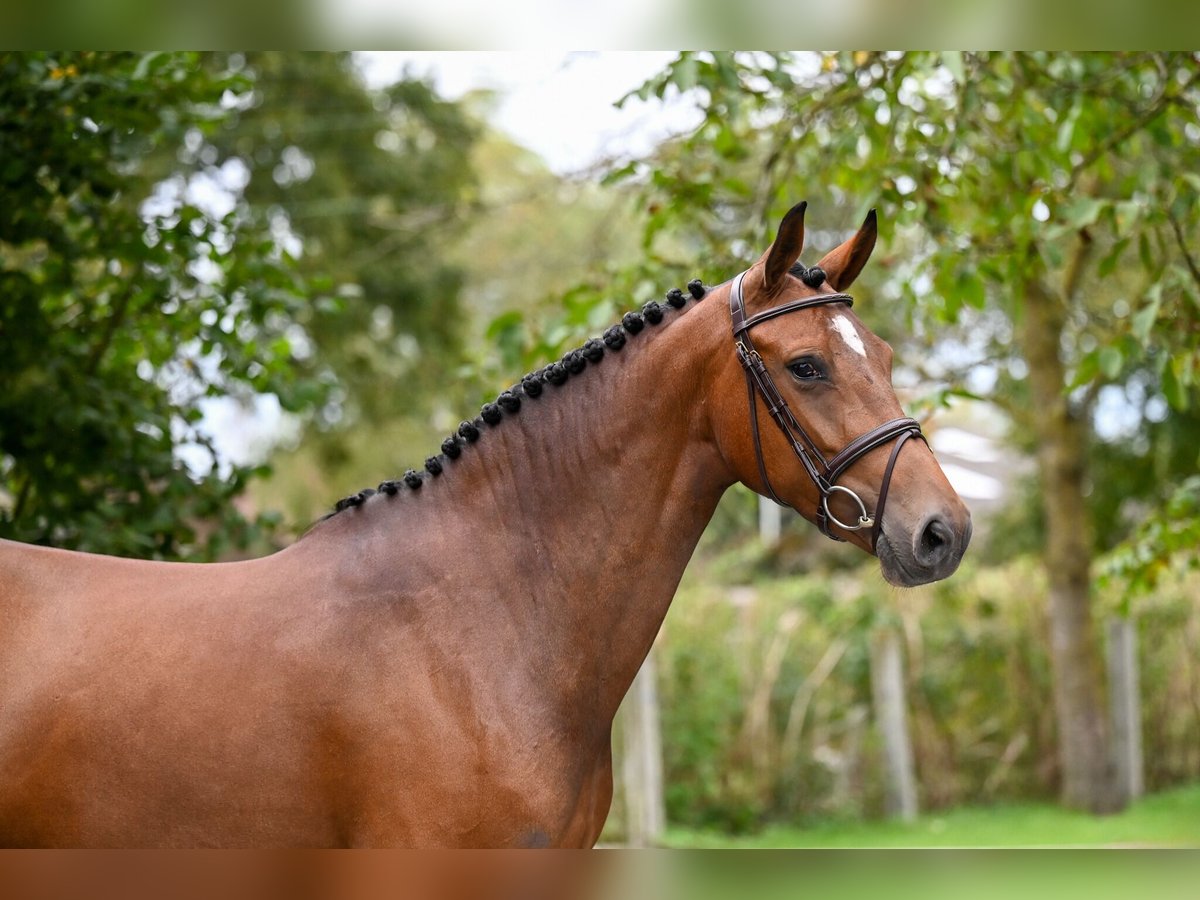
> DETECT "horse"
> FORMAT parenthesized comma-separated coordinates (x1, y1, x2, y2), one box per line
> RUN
(0, 202, 971, 847)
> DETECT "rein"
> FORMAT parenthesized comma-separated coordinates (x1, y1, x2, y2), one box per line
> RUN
(728, 271, 925, 549)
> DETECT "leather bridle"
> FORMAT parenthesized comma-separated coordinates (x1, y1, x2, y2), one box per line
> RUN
(729, 270, 925, 550)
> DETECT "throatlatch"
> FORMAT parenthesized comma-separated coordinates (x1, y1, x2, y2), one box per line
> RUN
(728, 271, 924, 549)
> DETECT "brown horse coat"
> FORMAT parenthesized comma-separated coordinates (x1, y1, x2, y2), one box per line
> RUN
(0, 206, 970, 846)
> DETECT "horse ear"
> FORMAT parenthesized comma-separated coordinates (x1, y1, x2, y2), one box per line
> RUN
(763, 201, 807, 292)
(816, 209, 878, 291)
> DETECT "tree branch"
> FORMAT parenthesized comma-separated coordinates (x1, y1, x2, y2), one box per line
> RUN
(1068, 68, 1200, 191)
(11, 473, 32, 521)
(1062, 228, 1095, 306)
(1167, 208, 1200, 291)
(84, 262, 143, 377)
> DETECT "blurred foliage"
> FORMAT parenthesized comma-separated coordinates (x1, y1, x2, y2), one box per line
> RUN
(0, 51, 485, 554)
(444, 117, 648, 408)
(5, 51, 1198, 832)
(482, 52, 1200, 582)
(611, 51, 1200, 582)
(0, 51, 328, 558)
(251, 84, 650, 525)
(657, 553, 1200, 831)
(205, 53, 478, 428)
(1099, 475, 1200, 599)
(557, 52, 1199, 820)
(193, 53, 482, 525)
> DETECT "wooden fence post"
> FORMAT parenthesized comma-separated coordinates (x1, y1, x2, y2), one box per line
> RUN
(870, 627, 918, 821)
(1107, 615, 1144, 804)
(622, 648, 665, 846)
(759, 496, 782, 547)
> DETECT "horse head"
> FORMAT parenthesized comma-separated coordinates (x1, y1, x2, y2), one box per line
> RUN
(708, 201, 972, 587)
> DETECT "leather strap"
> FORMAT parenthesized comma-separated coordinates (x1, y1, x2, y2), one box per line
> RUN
(727, 269, 925, 550)
(731, 272, 853, 339)
(823, 417, 923, 485)
(743, 368, 787, 507)
(871, 429, 925, 549)
(741, 292, 854, 331)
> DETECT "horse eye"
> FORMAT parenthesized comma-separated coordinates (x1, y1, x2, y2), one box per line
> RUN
(788, 358, 824, 381)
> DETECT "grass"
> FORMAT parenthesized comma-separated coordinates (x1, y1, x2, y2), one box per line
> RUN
(663, 781, 1200, 848)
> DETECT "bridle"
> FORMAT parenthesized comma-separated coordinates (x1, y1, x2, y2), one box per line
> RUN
(729, 270, 925, 550)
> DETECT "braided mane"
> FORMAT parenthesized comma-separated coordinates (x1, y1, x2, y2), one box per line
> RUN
(327, 279, 710, 516)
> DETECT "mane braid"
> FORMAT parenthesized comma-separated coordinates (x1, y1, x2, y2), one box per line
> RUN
(788, 261, 827, 288)
(328, 278, 710, 515)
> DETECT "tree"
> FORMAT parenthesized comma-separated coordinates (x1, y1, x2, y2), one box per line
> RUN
(208, 54, 478, 422)
(0, 52, 331, 559)
(194, 53, 482, 523)
(613, 51, 1200, 812)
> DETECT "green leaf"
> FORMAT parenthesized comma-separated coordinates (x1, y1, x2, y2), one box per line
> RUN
(1055, 102, 1081, 154)
(1098, 238, 1128, 278)
(942, 51, 965, 85)
(673, 56, 699, 92)
(714, 125, 740, 158)
(959, 271, 986, 309)
(1138, 232, 1154, 271)
(601, 161, 638, 187)
(485, 310, 525, 341)
(1061, 197, 1106, 229)
(1099, 345, 1123, 379)
(1070, 350, 1100, 389)
(132, 52, 165, 82)
(1132, 284, 1162, 343)
(1163, 357, 1187, 410)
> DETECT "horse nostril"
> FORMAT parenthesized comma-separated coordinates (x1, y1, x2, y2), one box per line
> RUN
(916, 516, 954, 568)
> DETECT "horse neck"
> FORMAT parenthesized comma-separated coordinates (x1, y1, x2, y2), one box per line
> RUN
(463, 301, 735, 717)
(322, 295, 736, 722)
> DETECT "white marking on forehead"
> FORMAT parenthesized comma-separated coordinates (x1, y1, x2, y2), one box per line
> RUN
(830, 313, 867, 358)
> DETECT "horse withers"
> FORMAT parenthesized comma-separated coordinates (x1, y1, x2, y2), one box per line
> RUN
(0, 203, 970, 847)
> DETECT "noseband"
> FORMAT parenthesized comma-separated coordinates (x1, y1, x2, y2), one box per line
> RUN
(729, 271, 925, 549)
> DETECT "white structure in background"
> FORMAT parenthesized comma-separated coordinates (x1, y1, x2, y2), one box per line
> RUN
(621, 651, 666, 846)
(930, 425, 1006, 512)
(1107, 617, 1144, 803)
(870, 628, 919, 821)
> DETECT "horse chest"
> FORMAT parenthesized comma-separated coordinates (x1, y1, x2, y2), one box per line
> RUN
(334, 691, 615, 847)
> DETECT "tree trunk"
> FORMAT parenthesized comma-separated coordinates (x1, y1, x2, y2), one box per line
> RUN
(870, 627, 918, 821)
(1021, 274, 1121, 813)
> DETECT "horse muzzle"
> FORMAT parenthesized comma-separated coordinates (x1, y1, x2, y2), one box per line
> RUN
(876, 507, 973, 587)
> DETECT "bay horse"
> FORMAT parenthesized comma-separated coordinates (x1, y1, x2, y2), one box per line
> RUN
(0, 202, 971, 847)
